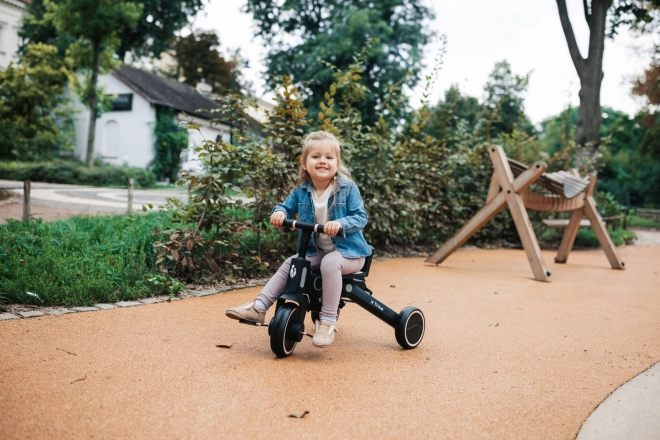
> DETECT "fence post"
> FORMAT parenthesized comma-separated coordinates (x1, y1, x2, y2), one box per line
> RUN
(23, 180, 31, 221)
(128, 178, 134, 214)
(188, 183, 192, 203)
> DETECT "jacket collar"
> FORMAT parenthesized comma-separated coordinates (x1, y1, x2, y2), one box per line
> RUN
(300, 175, 349, 193)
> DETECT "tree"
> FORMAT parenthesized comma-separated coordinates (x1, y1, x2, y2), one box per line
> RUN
(174, 31, 240, 94)
(246, 0, 434, 125)
(21, 0, 203, 61)
(18, 0, 73, 59)
(555, 0, 659, 161)
(116, 0, 204, 60)
(0, 44, 73, 160)
(481, 60, 536, 139)
(538, 106, 660, 207)
(45, 0, 142, 168)
(633, 62, 660, 160)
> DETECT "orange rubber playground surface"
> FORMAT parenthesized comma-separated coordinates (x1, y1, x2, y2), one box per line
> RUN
(1, 246, 659, 439)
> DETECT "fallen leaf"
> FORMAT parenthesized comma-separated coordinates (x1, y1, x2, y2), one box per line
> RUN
(494, 292, 498, 294)
(425, 299, 432, 303)
(71, 375, 87, 384)
(288, 411, 309, 419)
(489, 323, 499, 327)
(57, 348, 77, 356)
(215, 344, 233, 349)
(390, 285, 396, 288)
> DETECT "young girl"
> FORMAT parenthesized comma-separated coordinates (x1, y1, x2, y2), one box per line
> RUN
(226, 131, 371, 348)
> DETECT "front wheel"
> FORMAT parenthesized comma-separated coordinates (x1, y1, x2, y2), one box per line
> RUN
(395, 307, 425, 349)
(270, 303, 301, 358)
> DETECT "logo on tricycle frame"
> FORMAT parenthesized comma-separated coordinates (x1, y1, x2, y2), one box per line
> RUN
(289, 266, 297, 278)
(370, 299, 384, 312)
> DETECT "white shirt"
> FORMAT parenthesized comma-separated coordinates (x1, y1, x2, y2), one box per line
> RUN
(312, 185, 335, 252)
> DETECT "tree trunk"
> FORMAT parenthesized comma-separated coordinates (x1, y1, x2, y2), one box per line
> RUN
(85, 40, 102, 168)
(556, 0, 612, 159)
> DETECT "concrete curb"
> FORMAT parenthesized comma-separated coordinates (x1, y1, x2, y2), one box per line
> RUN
(0, 280, 267, 321)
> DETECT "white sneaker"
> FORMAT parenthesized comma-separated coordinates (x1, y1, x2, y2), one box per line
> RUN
(312, 320, 336, 348)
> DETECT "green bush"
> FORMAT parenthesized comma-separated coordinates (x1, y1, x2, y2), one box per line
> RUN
(0, 212, 183, 307)
(0, 160, 155, 188)
(540, 227, 636, 247)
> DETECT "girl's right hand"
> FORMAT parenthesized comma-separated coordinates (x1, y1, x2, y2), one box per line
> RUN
(270, 211, 286, 227)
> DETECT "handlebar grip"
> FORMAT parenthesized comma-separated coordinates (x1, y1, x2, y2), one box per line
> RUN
(281, 219, 344, 236)
(282, 219, 325, 234)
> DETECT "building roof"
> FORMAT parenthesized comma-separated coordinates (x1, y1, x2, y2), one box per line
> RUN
(112, 64, 263, 133)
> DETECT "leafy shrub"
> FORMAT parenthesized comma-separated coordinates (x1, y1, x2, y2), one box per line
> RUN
(540, 227, 636, 247)
(0, 160, 155, 188)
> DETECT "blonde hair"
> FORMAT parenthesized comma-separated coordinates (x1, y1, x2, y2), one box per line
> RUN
(297, 131, 352, 186)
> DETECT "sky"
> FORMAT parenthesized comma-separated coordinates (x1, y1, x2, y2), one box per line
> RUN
(193, 0, 657, 125)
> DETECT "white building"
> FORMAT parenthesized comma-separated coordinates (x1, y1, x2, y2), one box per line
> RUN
(73, 65, 263, 176)
(0, 0, 29, 70)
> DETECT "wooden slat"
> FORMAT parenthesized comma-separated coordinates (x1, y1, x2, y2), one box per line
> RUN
(508, 158, 589, 199)
(542, 219, 591, 228)
(520, 191, 585, 212)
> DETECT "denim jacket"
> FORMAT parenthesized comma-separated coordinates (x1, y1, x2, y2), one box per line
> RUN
(272, 175, 371, 258)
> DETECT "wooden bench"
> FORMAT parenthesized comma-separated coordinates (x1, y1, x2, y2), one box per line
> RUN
(543, 219, 591, 228)
(426, 146, 625, 282)
(543, 215, 624, 230)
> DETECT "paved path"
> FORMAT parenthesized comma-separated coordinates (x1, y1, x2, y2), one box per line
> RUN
(1, 247, 659, 439)
(577, 361, 660, 440)
(0, 179, 188, 213)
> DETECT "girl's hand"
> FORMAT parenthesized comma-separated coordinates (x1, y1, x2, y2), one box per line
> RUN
(270, 211, 286, 227)
(323, 221, 342, 237)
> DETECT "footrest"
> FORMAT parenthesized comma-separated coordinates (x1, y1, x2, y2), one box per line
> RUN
(238, 319, 268, 327)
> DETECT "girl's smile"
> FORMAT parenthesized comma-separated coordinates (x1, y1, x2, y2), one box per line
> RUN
(304, 143, 338, 190)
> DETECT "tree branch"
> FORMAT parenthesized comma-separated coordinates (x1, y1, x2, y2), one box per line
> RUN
(583, 0, 592, 29)
(556, 0, 586, 77)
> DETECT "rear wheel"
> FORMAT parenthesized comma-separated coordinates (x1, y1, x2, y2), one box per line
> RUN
(395, 307, 425, 349)
(269, 303, 301, 358)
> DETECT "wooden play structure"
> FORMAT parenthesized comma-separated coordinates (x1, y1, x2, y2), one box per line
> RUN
(426, 145, 625, 282)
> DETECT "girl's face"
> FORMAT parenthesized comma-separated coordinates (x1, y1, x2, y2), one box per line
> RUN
(303, 141, 339, 187)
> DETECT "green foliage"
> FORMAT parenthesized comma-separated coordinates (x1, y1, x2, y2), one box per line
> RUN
(594, 191, 623, 217)
(481, 60, 536, 140)
(540, 106, 660, 207)
(172, 30, 241, 95)
(0, 43, 74, 161)
(0, 213, 184, 307)
(627, 214, 660, 229)
(246, 0, 434, 125)
(153, 106, 188, 182)
(541, 227, 636, 248)
(0, 161, 156, 188)
(116, 0, 204, 59)
(21, 0, 203, 61)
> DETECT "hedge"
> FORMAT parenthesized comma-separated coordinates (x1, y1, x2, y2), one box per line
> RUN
(0, 160, 156, 188)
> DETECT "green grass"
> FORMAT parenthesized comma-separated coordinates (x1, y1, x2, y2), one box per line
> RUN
(0, 212, 185, 307)
(626, 214, 660, 229)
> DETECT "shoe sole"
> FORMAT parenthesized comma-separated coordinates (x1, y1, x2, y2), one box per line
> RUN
(225, 311, 264, 324)
(312, 339, 334, 348)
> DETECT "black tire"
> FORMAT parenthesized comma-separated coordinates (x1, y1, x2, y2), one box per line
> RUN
(270, 303, 300, 358)
(395, 307, 425, 349)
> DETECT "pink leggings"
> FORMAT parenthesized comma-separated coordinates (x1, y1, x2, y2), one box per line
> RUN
(256, 251, 365, 321)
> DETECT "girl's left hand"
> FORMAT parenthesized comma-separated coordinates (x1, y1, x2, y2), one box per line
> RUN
(323, 221, 342, 237)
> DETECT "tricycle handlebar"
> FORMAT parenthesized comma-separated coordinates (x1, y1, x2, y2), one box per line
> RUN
(282, 219, 340, 235)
